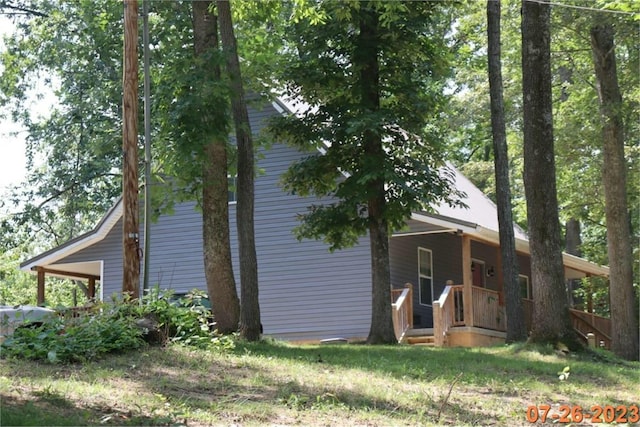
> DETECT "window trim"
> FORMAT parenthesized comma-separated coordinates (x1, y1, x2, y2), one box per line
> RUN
(519, 274, 531, 300)
(228, 175, 237, 204)
(418, 247, 434, 307)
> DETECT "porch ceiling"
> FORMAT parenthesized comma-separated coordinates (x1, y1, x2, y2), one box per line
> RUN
(392, 218, 460, 237)
(31, 261, 102, 279)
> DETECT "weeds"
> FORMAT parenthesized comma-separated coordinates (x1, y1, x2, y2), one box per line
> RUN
(0, 288, 233, 364)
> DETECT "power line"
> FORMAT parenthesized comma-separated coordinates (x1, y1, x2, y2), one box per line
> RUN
(525, 0, 639, 16)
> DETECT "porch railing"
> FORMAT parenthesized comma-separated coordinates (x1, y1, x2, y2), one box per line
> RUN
(431, 285, 612, 349)
(569, 309, 611, 349)
(471, 286, 505, 331)
(391, 283, 413, 342)
(433, 284, 463, 346)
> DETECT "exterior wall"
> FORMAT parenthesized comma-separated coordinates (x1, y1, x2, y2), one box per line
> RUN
(55, 102, 373, 341)
(57, 220, 123, 302)
(470, 240, 500, 291)
(390, 233, 462, 328)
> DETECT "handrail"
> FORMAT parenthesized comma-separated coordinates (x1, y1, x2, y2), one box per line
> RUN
(433, 285, 463, 346)
(471, 286, 505, 331)
(569, 309, 611, 349)
(391, 283, 413, 342)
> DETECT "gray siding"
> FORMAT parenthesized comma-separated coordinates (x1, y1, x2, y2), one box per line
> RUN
(390, 233, 462, 328)
(56, 102, 373, 341)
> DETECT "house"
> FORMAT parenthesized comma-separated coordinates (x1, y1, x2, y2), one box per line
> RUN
(19, 98, 611, 346)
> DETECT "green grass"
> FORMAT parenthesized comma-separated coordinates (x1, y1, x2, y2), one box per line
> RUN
(1, 340, 638, 426)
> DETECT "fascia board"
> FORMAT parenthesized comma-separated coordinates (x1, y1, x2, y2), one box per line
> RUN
(20, 200, 122, 273)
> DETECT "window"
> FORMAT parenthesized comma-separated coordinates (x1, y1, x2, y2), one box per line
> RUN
(519, 275, 531, 299)
(418, 247, 433, 306)
(228, 176, 237, 203)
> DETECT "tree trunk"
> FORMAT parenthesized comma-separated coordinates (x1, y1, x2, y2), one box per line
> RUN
(487, 0, 526, 343)
(590, 23, 639, 361)
(521, 0, 578, 348)
(192, 0, 239, 334)
(356, 4, 395, 345)
(217, 0, 261, 342)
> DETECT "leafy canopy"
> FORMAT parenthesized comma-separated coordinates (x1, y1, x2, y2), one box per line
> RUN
(269, 1, 463, 250)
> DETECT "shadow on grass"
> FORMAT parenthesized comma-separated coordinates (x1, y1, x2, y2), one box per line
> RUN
(230, 340, 639, 392)
(0, 392, 179, 426)
(1, 341, 638, 426)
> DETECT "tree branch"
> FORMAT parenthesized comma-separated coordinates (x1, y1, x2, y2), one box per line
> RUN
(0, 1, 48, 17)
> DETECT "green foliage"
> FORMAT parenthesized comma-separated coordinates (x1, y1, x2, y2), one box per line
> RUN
(137, 287, 235, 350)
(558, 365, 571, 381)
(447, 0, 639, 293)
(0, 288, 236, 363)
(268, 1, 463, 249)
(0, 304, 145, 363)
(0, 246, 92, 308)
(1, 0, 125, 248)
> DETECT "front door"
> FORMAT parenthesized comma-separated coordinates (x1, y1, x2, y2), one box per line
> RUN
(472, 259, 485, 287)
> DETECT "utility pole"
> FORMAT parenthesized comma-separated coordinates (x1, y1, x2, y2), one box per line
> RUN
(122, 0, 140, 299)
(142, 0, 152, 295)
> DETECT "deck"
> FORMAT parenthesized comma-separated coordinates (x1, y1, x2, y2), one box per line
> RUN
(392, 283, 612, 348)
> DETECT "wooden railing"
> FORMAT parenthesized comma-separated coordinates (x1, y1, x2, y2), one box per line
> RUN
(431, 286, 613, 349)
(523, 299, 611, 349)
(433, 285, 463, 346)
(569, 309, 611, 349)
(391, 283, 413, 342)
(471, 286, 505, 331)
(58, 305, 98, 319)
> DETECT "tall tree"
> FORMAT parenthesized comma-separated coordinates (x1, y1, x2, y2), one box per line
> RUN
(1, 1, 126, 249)
(192, 0, 239, 334)
(487, 0, 526, 342)
(217, 0, 261, 341)
(270, 1, 460, 344)
(590, 22, 638, 360)
(521, 0, 577, 347)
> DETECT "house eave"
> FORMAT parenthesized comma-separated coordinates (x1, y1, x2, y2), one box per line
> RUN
(20, 199, 122, 273)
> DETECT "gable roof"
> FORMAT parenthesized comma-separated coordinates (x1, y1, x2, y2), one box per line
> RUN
(20, 199, 122, 273)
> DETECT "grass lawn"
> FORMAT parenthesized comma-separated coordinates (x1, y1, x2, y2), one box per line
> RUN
(0, 340, 638, 426)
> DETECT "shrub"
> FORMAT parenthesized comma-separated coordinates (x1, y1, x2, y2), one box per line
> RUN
(137, 287, 234, 350)
(0, 288, 234, 364)
(0, 304, 145, 363)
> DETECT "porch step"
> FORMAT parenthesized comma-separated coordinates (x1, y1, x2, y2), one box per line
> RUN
(407, 335, 436, 346)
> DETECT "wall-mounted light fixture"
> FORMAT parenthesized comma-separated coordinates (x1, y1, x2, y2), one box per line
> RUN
(487, 266, 495, 277)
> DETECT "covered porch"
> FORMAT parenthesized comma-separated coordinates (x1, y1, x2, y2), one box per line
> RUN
(391, 231, 611, 348)
(28, 261, 102, 306)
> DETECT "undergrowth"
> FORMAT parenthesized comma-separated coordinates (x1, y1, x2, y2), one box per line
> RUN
(0, 288, 233, 364)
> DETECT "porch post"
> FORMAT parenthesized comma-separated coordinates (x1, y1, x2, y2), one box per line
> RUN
(462, 235, 474, 327)
(36, 267, 45, 306)
(88, 277, 96, 300)
(405, 283, 413, 329)
(433, 300, 443, 346)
